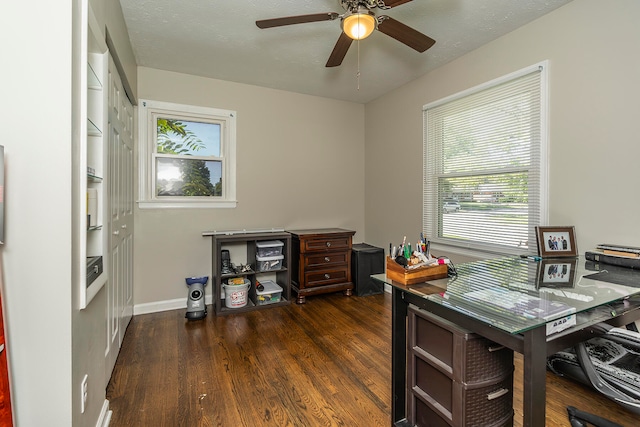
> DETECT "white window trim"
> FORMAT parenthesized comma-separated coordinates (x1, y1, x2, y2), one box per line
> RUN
(138, 99, 237, 209)
(422, 61, 549, 257)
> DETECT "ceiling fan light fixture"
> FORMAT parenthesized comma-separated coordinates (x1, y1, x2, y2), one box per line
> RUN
(342, 10, 376, 40)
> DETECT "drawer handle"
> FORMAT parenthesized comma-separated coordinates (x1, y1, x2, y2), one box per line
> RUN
(326, 241, 331, 247)
(324, 257, 330, 262)
(488, 345, 505, 352)
(487, 388, 509, 401)
(324, 273, 330, 279)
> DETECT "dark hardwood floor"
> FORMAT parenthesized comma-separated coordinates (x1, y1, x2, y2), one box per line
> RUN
(106, 292, 639, 426)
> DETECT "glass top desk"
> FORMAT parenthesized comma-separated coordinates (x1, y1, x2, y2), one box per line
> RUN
(373, 256, 640, 427)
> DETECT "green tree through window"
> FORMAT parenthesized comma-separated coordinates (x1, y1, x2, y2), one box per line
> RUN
(156, 119, 221, 197)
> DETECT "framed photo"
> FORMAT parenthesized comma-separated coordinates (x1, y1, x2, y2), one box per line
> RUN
(535, 226, 578, 258)
(536, 258, 577, 288)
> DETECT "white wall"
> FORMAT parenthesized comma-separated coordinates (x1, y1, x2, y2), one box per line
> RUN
(134, 68, 366, 306)
(364, 0, 640, 263)
(1, 1, 74, 425)
(1, 0, 136, 426)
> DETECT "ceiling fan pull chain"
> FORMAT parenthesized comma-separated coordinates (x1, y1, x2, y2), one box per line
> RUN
(356, 39, 361, 90)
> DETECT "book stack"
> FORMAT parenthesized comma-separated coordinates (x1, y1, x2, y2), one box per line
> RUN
(585, 243, 640, 269)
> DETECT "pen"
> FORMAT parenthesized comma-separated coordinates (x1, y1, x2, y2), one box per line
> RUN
(520, 255, 542, 261)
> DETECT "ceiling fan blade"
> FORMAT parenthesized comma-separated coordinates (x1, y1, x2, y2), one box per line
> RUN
(382, 0, 414, 8)
(377, 16, 435, 52)
(256, 12, 339, 29)
(326, 33, 353, 67)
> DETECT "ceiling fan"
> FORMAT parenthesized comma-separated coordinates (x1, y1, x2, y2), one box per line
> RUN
(256, 0, 436, 67)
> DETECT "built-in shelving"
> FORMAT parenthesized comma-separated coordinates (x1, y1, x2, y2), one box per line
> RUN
(76, 0, 109, 309)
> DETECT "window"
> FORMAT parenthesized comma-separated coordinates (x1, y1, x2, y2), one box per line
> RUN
(138, 100, 236, 208)
(423, 62, 548, 255)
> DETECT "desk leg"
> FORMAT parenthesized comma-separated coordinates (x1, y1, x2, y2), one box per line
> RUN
(523, 326, 547, 427)
(392, 287, 408, 425)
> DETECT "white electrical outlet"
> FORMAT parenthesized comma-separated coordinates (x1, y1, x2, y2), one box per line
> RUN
(81, 374, 88, 414)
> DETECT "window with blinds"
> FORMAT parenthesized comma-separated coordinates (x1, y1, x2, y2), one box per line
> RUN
(423, 62, 548, 254)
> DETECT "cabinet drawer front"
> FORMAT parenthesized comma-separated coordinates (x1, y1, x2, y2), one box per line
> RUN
(304, 252, 348, 269)
(302, 236, 351, 252)
(304, 268, 349, 288)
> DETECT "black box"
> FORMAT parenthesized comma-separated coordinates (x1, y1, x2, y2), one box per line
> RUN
(351, 243, 385, 296)
(86, 256, 103, 287)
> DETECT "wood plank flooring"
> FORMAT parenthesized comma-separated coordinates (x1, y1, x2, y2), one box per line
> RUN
(106, 292, 639, 426)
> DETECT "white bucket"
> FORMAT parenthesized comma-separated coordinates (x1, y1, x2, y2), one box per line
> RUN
(222, 280, 250, 308)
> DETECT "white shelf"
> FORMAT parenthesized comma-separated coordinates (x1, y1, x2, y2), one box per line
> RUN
(76, 0, 108, 309)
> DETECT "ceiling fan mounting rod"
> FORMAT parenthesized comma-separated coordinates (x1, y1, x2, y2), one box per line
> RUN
(340, 0, 389, 12)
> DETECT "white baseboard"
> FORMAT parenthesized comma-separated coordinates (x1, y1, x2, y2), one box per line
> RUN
(96, 400, 111, 427)
(133, 288, 391, 316)
(133, 294, 214, 315)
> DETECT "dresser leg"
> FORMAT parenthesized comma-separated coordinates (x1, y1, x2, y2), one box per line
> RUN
(296, 295, 306, 304)
(344, 289, 353, 297)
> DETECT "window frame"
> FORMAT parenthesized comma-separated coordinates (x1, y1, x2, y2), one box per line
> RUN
(138, 99, 237, 209)
(423, 62, 549, 256)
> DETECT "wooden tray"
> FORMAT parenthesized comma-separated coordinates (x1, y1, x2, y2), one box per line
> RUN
(386, 256, 448, 285)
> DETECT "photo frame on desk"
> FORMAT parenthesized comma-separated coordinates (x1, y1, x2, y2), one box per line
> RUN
(535, 226, 578, 258)
(536, 258, 578, 289)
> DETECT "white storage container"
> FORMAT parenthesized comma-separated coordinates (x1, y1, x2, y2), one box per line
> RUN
(256, 254, 284, 271)
(222, 279, 251, 308)
(255, 280, 283, 305)
(256, 240, 284, 257)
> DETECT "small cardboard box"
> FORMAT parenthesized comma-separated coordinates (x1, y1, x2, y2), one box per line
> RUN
(386, 256, 448, 285)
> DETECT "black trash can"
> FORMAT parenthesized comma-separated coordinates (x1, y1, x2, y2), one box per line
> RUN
(351, 243, 385, 296)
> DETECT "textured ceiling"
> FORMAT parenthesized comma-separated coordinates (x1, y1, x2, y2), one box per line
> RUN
(119, 0, 572, 104)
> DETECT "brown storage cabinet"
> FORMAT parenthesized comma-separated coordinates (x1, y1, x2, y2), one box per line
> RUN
(408, 305, 514, 427)
(287, 228, 355, 304)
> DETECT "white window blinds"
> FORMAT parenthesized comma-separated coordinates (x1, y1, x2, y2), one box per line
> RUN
(423, 63, 548, 254)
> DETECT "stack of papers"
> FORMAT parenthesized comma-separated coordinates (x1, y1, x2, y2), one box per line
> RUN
(463, 288, 576, 334)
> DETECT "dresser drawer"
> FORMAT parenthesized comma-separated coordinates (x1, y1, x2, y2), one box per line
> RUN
(304, 251, 349, 269)
(304, 268, 349, 288)
(302, 235, 351, 253)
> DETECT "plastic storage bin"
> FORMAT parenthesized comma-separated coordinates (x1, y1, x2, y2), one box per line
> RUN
(256, 240, 284, 257)
(255, 280, 283, 305)
(256, 254, 284, 271)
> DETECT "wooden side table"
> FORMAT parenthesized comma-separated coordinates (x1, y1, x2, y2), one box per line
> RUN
(288, 228, 355, 304)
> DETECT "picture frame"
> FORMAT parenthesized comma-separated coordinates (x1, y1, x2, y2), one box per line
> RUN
(535, 226, 578, 258)
(536, 258, 578, 289)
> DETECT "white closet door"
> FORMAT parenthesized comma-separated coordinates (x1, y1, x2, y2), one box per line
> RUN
(106, 54, 134, 377)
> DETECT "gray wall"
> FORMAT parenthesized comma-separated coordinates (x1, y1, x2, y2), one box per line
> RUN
(364, 0, 640, 264)
(134, 68, 366, 306)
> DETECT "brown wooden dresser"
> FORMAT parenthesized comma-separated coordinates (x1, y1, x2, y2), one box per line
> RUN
(287, 228, 356, 304)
